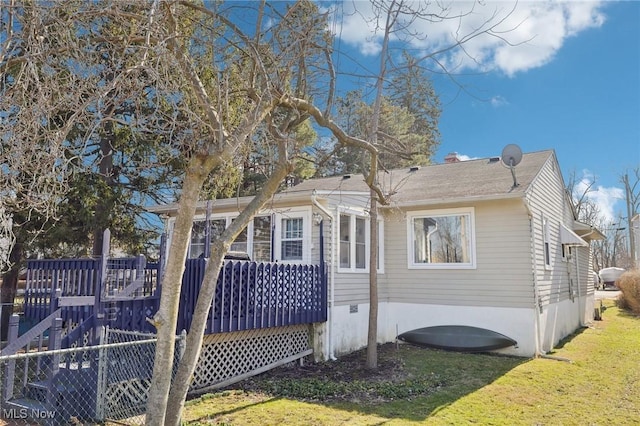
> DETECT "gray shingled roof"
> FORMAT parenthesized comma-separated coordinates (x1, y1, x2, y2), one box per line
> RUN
(284, 150, 554, 205)
(148, 150, 555, 215)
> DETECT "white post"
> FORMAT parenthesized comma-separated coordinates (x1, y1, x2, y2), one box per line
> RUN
(95, 325, 108, 421)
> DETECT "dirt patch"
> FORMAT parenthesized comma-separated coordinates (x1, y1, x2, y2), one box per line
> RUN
(249, 343, 407, 381)
(231, 343, 441, 404)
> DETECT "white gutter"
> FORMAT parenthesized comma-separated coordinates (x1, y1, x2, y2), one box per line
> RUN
(147, 191, 318, 216)
(311, 190, 337, 360)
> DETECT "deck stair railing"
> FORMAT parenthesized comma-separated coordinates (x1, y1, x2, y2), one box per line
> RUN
(102, 255, 158, 300)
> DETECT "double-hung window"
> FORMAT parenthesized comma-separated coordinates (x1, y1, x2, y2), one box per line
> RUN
(407, 208, 476, 269)
(339, 213, 367, 271)
(281, 217, 304, 261)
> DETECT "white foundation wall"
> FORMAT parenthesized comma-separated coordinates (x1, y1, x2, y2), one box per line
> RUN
(583, 294, 596, 325)
(328, 302, 539, 358)
(539, 295, 593, 352)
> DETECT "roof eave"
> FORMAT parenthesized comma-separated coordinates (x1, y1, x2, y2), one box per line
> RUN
(146, 190, 323, 216)
(383, 191, 525, 209)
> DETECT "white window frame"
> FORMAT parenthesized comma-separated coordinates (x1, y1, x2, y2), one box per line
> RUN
(337, 208, 385, 274)
(377, 220, 385, 274)
(171, 206, 313, 264)
(186, 214, 272, 261)
(338, 209, 369, 273)
(406, 207, 476, 270)
(542, 214, 551, 270)
(273, 207, 312, 264)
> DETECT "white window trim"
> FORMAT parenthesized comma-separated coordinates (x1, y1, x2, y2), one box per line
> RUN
(406, 207, 477, 270)
(542, 214, 552, 270)
(377, 219, 385, 274)
(273, 207, 312, 264)
(337, 209, 369, 273)
(171, 207, 313, 263)
(186, 213, 272, 260)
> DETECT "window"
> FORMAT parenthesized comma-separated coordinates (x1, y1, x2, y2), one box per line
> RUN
(543, 215, 551, 268)
(252, 216, 272, 262)
(339, 213, 367, 270)
(281, 217, 303, 260)
(189, 221, 207, 259)
(230, 222, 248, 253)
(184, 209, 309, 263)
(188, 216, 270, 261)
(408, 208, 475, 269)
(189, 219, 225, 258)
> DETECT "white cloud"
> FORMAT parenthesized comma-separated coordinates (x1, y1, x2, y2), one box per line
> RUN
(490, 95, 508, 107)
(455, 153, 478, 161)
(575, 170, 624, 223)
(332, 1, 606, 77)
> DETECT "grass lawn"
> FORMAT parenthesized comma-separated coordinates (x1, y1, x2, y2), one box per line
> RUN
(183, 301, 639, 425)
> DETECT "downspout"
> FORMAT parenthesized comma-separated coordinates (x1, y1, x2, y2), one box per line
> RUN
(523, 198, 543, 357)
(311, 190, 337, 360)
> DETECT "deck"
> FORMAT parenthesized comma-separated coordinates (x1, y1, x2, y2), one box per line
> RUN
(23, 256, 327, 335)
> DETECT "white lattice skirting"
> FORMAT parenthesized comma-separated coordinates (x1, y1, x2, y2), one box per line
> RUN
(189, 324, 311, 394)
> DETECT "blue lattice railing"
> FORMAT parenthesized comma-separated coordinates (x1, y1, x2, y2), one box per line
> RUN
(178, 259, 327, 334)
(22, 257, 327, 336)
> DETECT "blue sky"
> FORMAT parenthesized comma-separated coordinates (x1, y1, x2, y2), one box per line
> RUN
(326, 0, 639, 223)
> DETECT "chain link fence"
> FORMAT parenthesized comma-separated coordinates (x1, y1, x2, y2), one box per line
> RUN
(0, 328, 185, 425)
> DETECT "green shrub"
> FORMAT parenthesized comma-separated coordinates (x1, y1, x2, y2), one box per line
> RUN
(616, 269, 640, 315)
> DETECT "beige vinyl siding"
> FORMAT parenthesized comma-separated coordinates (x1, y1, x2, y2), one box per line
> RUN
(382, 199, 534, 309)
(525, 155, 574, 307)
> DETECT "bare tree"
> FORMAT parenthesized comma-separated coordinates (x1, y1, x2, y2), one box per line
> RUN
(0, 0, 77, 336)
(622, 168, 639, 267)
(2, 0, 526, 421)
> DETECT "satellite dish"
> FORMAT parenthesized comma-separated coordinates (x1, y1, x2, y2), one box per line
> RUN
(501, 144, 522, 188)
(501, 144, 523, 168)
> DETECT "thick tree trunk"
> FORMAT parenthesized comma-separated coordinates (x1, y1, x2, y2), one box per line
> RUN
(145, 162, 208, 426)
(163, 160, 292, 426)
(0, 242, 23, 341)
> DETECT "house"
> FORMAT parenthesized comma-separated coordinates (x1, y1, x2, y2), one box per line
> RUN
(150, 149, 604, 358)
